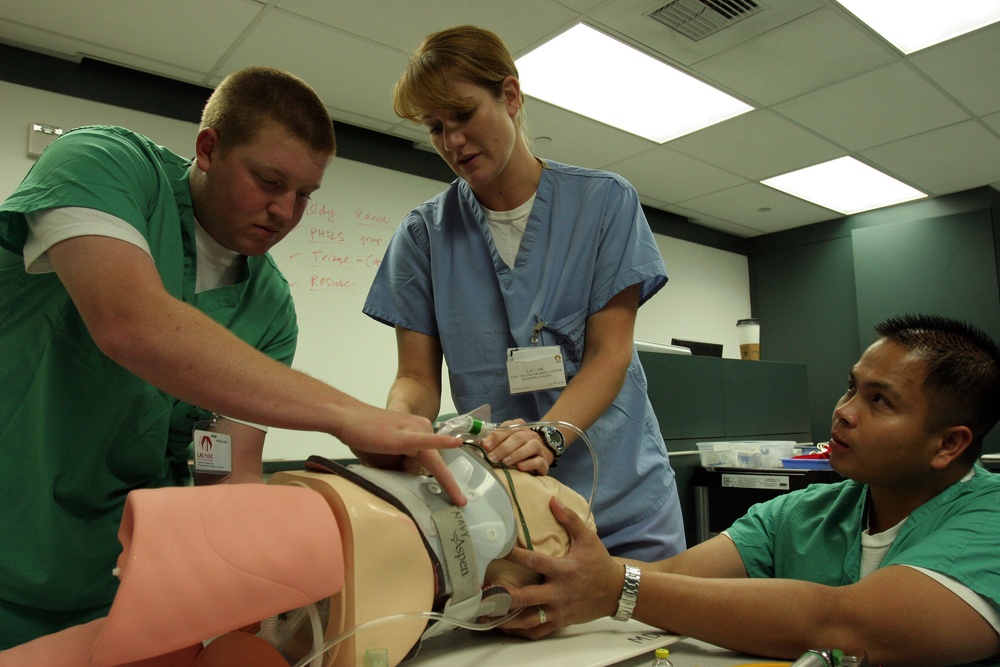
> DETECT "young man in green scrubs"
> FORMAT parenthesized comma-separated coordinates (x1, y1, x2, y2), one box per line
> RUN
(498, 314, 1000, 667)
(0, 67, 462, 649)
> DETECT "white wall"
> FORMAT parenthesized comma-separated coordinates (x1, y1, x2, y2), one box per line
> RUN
(1, 82, 194, 195)
(635, 235, 751, 357)
(1, 80, 752, 462)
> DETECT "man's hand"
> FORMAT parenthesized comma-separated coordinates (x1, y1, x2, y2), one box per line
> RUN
(497, 496, 622, 639)
(342, 404, 466, 506)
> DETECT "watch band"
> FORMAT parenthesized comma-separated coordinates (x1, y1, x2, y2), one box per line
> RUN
(531, 425, 564, 465)
(612, 564, 641, 622)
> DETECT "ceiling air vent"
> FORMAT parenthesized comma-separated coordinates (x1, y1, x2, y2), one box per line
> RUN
(648, 0, 764, 41)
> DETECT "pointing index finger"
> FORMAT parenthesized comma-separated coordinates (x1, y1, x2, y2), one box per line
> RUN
(415, 448, 467, 506)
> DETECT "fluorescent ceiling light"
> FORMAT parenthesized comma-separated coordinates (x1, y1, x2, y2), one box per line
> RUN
(762, 157, 927, 215)
(515, 24, 752, 143)
(836, 0, 1000, 54)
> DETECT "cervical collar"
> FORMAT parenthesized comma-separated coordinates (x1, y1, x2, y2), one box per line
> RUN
(264, 446, 517, 665)
(347, 446, 518, 638)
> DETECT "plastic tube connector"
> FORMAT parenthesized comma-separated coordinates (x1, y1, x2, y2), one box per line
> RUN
(790, 649, 844, 667)
(438, 415, 496, 441)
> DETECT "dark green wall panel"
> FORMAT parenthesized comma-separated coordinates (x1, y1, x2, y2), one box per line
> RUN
(641, 352, 813, 547)
(851, 209, 1000, 455)
(752, 190, 1000, 456)
(640, 353, 812, 442)
(722, 359, 811, 437)
(852, 210, 1000, 348)
(641, 352, 725, 439)
(751, 236, 860, 444)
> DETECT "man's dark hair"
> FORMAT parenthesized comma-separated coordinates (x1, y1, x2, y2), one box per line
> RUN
(201, 66, 335, 155)
(876, 314, 1000, 461)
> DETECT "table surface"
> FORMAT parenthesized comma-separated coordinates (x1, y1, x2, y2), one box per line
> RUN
(405, 618, 790, 667)
(615, 637, 793, 667)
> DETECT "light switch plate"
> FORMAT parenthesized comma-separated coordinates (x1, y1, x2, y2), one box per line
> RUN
(28, 123, 64, 158)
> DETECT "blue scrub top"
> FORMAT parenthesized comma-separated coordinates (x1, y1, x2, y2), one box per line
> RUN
(365, 160, 682, 547)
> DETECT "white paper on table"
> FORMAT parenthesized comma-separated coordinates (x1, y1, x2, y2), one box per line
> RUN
(405, 618, 684, 667)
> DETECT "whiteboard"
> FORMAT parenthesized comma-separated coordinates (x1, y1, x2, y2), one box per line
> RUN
(264, 157, 454, 461)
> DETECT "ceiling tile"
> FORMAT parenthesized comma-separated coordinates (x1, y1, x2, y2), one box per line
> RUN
(639, 194, 669, 209)
(0, 0, 261, 76)
(982, 111, 1000, 134)
(217, 10, 410, 132)
(692, 7, 897, 106)
(520, 99, 654, 171)
(678, 182, 839, 235)
(666, 109, 843, 180)
(909, 21, 1000, 116)
(2, 0, 998, 238)
(860, 120, 1000, 196)
(774, 62, 970, 150)
(274, 0, 579, 54)
(552, 0, 605, 12)
(661, 203, 767, 237)
(0, 23, 212, 84)
(388, 120, 429, 146)
(590, 0, 822, 68)
(605, 145, 747, 203)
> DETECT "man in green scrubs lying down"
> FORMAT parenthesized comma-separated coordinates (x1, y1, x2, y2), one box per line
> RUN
(498, 314, 1000, 667)
(0, 66, 463, 649)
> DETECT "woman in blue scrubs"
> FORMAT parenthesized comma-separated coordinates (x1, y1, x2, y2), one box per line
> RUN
(363, 25, 685, 561)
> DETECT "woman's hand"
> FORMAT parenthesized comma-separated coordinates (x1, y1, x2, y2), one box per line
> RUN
(481, 419, 554, 475)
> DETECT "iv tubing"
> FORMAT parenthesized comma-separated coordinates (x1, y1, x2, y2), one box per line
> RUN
(305, 602, 324, 667)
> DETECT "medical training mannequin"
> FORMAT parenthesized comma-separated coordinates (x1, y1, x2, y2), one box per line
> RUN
(267, 446, 595, 667)
(0, 443, 594, 667)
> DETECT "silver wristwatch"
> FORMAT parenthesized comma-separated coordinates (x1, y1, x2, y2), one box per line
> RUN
(612, 564, 641, 622)
(531, 425, 566, 464)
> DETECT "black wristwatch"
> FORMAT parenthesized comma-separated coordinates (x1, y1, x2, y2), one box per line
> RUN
(531, 425, 566, 465)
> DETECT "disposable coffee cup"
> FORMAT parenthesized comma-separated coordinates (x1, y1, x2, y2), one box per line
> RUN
(736, 318, 760, 360)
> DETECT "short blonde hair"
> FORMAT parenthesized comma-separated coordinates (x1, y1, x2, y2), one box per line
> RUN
(393, 25, 525, 129)
(201, 66, 335, 155)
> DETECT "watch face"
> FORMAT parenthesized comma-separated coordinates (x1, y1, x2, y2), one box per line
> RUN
(537, 426, 565, 454)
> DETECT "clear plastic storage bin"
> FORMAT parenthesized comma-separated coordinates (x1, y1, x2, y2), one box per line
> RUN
(696, 441, 796, 469)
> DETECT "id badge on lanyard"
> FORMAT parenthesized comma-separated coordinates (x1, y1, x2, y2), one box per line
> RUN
(192, 415, 233, 474)
(506, 321, 567, 395)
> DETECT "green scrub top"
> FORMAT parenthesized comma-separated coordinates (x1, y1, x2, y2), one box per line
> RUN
(0, 126, 297, 642)
(727, 467, 1000, 667)
(727, 465, 1000, 609)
